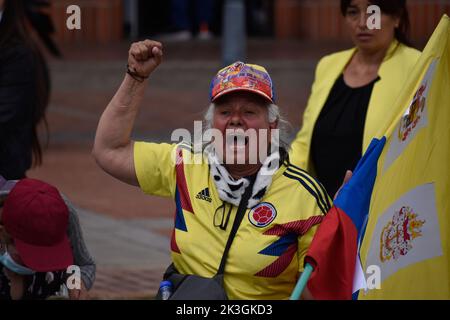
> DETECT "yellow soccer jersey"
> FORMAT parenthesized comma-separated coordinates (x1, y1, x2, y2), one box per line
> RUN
(134, 141, 331, 300)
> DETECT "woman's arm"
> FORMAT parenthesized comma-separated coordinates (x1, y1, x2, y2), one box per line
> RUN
(92, 40, 163, 186)
(64, 197, 95, 283)
(62, 195, 95, 299)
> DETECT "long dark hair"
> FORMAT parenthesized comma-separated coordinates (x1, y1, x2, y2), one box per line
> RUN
(0, 0, 29, 48)
(340, 0, 412, 47)
(0, 0, 50, 166)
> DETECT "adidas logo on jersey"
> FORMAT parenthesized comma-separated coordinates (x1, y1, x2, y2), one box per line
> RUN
(196, 188, 212, 203)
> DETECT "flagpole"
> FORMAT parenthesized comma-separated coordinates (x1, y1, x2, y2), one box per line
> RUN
(290, 263, 314, 300)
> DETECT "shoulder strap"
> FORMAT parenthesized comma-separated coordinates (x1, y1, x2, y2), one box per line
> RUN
(216, 179, 254, 276)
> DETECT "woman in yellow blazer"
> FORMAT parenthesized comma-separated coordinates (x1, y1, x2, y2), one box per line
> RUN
(290, 0, 420, 196)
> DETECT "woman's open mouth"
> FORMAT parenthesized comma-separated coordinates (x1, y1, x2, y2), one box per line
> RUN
(226, 132, 249, 150)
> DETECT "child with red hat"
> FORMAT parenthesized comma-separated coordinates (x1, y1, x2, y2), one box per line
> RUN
(0, 177, 95, 300)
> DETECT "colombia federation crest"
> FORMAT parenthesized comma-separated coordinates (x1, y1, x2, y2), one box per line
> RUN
(248, 202, 277, 228)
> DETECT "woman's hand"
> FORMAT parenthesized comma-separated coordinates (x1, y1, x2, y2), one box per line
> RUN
(68, 281, 88, 300)
(127, 40, 163, 79)
(334, 170, 353, 200)
(4, 268, 25, 300)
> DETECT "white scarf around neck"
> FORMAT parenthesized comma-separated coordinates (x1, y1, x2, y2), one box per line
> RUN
(206, 147, 280, 208)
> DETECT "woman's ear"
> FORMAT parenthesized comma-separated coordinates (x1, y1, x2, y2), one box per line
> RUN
(394, 15, 401, 29)
(269, 119, 278, 130)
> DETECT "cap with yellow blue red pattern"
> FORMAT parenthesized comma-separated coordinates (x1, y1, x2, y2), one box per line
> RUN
(210, 61, 275, 103)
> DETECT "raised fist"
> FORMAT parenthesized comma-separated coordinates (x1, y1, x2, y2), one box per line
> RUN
(127, 40, 163, 79)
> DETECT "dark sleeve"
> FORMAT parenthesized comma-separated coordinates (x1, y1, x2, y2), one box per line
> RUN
(63, 195, 97, 290)
(0, 267, 12, 300)
(0, 45, 36, 130)
(22, 271, 67, 300)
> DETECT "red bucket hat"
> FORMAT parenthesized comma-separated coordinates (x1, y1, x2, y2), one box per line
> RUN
(2, 178, 73, 272)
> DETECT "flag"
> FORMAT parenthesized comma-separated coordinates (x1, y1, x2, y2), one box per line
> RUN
(358, 15, 450, 299)
(304, 137, 386, 300)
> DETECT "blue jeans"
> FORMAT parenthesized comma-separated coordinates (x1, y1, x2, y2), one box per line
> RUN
(171, 0, 215, 31)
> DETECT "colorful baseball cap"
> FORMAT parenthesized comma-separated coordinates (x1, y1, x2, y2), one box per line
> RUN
(210, 61, 276, 103)
(2, 178, 73, 272)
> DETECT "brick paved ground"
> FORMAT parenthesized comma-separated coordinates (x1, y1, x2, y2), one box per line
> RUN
(27, 38, 348, 299)
(88, 268, 162, 300)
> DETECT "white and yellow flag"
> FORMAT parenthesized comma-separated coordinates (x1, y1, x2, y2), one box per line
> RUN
(358, 15, 450, 299)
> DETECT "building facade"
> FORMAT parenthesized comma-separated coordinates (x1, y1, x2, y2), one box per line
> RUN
(48, 0, 449, 44)
(274, 0, 450, 42)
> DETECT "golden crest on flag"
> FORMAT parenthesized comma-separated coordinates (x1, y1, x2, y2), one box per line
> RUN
(398, 83, 427, 142)
(380, 206, 426, 262)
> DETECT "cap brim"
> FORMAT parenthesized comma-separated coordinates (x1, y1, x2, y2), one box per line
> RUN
(212, 87, 273, 104)
(15, 235, 74, 272)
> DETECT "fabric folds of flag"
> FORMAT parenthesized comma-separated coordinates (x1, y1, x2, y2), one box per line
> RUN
(358, 15, 450, 299)
(293, 14, 450, 301)
(304, 137, 386, 300)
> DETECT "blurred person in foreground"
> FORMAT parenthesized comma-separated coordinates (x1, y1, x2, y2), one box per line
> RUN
(0, 177, 96, 300)
(92, 39, 334, 299)
(290, 0, 420, 196)
(0, 0, 59, 180)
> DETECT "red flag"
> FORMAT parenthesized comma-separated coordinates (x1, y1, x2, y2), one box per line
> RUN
(305, 138, 386, 299)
